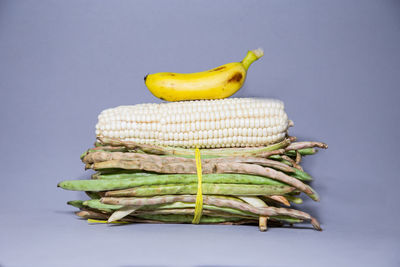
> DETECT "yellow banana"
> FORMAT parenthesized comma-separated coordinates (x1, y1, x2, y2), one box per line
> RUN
(144, 48, 264, 101)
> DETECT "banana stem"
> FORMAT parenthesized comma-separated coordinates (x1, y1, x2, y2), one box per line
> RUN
(241, 48, 264, 70)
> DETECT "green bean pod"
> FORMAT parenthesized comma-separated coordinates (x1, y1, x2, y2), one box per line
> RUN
(59, 173, 287, 192)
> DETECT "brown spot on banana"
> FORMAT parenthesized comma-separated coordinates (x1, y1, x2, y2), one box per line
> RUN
(228, 72, 243, 83)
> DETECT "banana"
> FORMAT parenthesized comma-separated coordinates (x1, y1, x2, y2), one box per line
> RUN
(144, 48, 264, 101)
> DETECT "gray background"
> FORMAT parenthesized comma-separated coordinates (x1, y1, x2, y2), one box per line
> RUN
(0, 0, 399, 266)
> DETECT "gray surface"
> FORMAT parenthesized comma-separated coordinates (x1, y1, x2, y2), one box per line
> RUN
(0, 0, 399, 266)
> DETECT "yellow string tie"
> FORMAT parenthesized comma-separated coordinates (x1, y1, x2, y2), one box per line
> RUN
(192, 147, 203, 224)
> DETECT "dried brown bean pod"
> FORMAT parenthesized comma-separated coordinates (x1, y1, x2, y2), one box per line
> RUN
(83, 151, 294, 173)
(296, 151, 302, 164)
(214, 162, 318, 201)
(101, 195, 321, 230)
(266, 195, 291, 207)
(98, 137, 291, 157)
(285, 141, 328, 151)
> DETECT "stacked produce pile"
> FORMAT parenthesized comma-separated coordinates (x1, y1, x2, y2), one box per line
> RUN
(58, 98, 327, 231)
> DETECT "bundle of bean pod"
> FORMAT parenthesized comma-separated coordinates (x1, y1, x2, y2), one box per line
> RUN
(58, 98, 327, 231)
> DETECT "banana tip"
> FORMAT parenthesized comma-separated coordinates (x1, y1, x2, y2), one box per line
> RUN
(252, 48, 264, 58)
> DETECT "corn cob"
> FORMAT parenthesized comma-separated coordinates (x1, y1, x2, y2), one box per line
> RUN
(96, 98, 290, 148)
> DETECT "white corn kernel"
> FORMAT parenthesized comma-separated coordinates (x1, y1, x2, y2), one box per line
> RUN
(96, 98, 289, 148)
